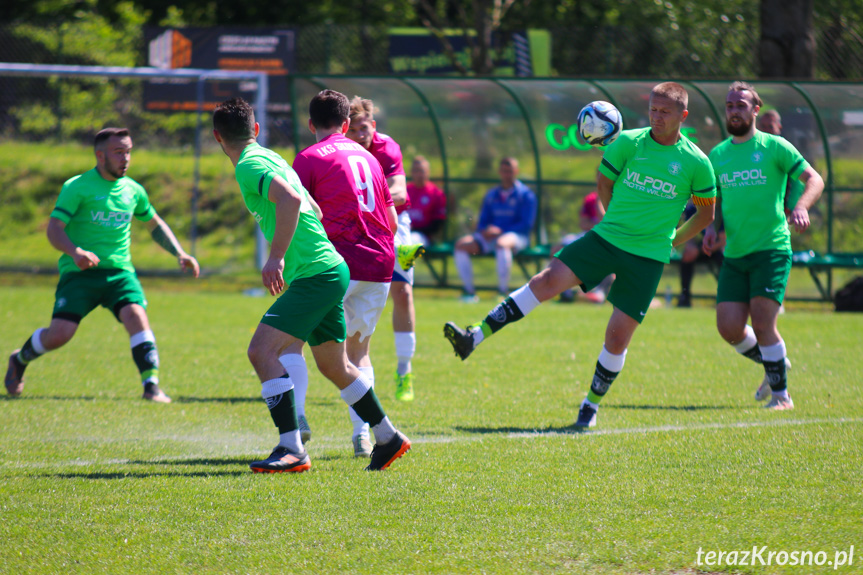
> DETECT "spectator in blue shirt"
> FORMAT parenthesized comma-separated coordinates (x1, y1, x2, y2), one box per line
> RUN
(454, 157, 537, 302)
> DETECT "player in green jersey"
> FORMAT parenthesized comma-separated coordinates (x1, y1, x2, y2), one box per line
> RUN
(443, 82, 717, 429)
(703, 82, 823, 411)
(4, 128, 199, 403)
(212, 97, 410, 472)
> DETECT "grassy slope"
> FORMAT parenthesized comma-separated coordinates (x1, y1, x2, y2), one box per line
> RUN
(1, 285, 861, 574)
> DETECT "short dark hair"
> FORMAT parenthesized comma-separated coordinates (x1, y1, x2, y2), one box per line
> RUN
(728, 81, 763, 107)
(651, 82, 689, 111)
(310, 90, 350, 130)
(213, 98, 256, 144)
(94, 127, 130, 150)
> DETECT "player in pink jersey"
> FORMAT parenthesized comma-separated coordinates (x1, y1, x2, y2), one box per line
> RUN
(293, 89, 397, 457)
(347, 97, 425, 404)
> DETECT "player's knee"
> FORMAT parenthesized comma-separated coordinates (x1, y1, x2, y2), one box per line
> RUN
(716, 318, 742, 343)
(246, 342, 267, 371)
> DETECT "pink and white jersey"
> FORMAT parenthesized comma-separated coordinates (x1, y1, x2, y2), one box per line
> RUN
(293, 133, 395, 282)
(369, 132, 410, 214)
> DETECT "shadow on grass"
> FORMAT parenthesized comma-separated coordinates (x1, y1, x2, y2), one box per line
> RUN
(455, 424, 588, 435)
(174, 396, 259, 404)
(52, 470, 248, 479)
(606, 404, 738, 411)
(40, 453, 350, 480)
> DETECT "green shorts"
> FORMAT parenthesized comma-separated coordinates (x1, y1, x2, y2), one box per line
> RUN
(717, 249, 791, 305)
(261, 261, 350, 346)
(555, 231, 664, 323)
(53, 268, 147, 323)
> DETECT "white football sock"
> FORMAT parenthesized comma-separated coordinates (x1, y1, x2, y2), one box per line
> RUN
(510, 284, 541, 315)
(261, 377, 301, 453)
(372, 416, 396, 444)
(733, 324, 759, 354)
(760, 340, 786, 363)
(454, 249, 475, 293)
(279, 354, 308, 417)
(495, 247, 512, 293)
(348, 366, 374, 436)
(394, 332, 415, 376)
(598, 345, 627, 373)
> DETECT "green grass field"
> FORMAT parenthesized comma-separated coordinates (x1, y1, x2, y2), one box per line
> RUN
(1, 282, 861, 574)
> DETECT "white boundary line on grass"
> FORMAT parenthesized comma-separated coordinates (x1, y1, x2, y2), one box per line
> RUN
(503, 416, 863, 439)
(5, 417, 862, 469)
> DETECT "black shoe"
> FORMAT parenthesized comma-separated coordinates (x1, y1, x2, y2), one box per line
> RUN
(677, 293, 691, 308)
(250, 446, 311, 473)
(443, 322, 478, 361)
(366, 431, 411, 471)
(574, 402, 598, 429)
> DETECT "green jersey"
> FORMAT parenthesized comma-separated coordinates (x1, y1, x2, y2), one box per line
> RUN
(234, 143, 343, 283)
(50, 168, 155, 277)
(596, 128, 716, 263)
(709, 131, 809, 258)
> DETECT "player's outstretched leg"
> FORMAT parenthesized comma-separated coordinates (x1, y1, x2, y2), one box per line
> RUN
(397, 243, 425, 271)
(443, 284, 541, 360)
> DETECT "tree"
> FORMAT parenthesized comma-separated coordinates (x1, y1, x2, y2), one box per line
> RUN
(411, 0, 520, 75)
(760, 0, 815, 77)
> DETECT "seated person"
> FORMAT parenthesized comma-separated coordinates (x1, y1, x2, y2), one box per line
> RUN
(558, 191, 614, 303)
(406, 155, 447, 246)
(454, 157, 537, 302)
(759, 110, 806, 216)
(678, 200, 724, 308)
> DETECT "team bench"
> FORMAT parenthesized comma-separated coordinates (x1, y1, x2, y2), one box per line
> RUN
(420, 242, 863, 302)
(420, 242, 550, 288)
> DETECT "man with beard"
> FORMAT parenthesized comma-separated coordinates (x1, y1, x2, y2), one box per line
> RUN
(443, 82, 716, 430)
(703, 81, 823, 410)
(5, 128, 199, 402)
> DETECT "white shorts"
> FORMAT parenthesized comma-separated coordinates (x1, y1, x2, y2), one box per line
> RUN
(472, 232, 530, 255)
(344, 280, 391, 339)
(410, 230, 430, 246)
(394, 211, 412, 248)
(392, 211, 414, 284)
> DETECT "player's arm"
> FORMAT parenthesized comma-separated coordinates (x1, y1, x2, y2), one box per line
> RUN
(387, 205, 398, 234)
(46, 217, 100, 270)
(596, 173, 614, 210)
(789, 167, 824, 233)
(673, 199, 714, 248)
(701, 196, 725, 255)
(306, 192, 324, 220)
(387, 174, 407, 207)
(262, 174, 303, 296)
(146, 213, 200, 278)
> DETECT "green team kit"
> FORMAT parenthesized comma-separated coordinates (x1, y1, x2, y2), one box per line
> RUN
(558, 127, 716, 321)
(233, 142, 347, 342)
(50, 168, 155, 319)
(710, 131, 809, 303)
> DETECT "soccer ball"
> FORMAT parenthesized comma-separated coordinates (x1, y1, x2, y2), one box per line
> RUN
(577, 101, 623, 147)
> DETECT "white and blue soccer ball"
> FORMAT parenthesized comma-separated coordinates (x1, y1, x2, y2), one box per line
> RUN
(577, 101, 623, 147)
